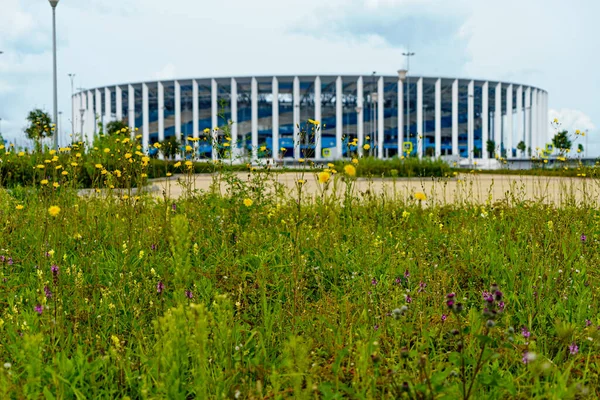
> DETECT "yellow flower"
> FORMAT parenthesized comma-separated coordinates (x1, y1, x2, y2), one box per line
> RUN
(344, 164, 356, 177)
(124, 153, 132, 159)
(16, 205, 24, 210)
(318, 171, 331, 184)
(174, 161, 182, 168)
(114, 170, 122, 178)
(553, 118, 558, 123)
(414, 192, 427, 201)
(95, 164, 103, 169)
(141, 156, 150, 163)
(48, 205, 61, 217)
(52, 156, 59, 162)
(352, 158, 359, 165)
(297, 179, 306, 184)
(141, 173, 148, 178)
(18, 152, 25, 157)
(55, 165, 63, 170)
(61, 171, 68, 176)
(280, 147, 286, 152)
(49, 150, 57, 155)
(53, 182, 60, 188)
(40, 179, 49, 185)
(308, 119, 320, 125)
(185, 161, 193, 167)
(223, 142, 230, 147)
(166, 172, 172, 177)
(37, 164, 45, 169)
(363, 144, 371, 151)
(366, 136, 370, 140)
(76, 153, 82, 158)
(203, 128, 210, 134)
(185, 145, 192, 151)
(153, 142, 162, 148)
(298, 158, 305, 163)
(103, 148, 110, 153)
(136, 134, 142, 140)
(243, 198, 253, 207)
(327, 163, 335, 168)
(71, 162, 78, 167)
(260, 146, 267, 152)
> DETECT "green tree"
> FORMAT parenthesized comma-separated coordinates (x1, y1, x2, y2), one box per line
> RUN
(24, 109, 54, 151)
(106, 120, 129, 135)
(578, 143, 584, 155)
(517, 140, 526, 156)
(486, 140, 496, 158)
(160, 136, 181, 160)
(552, 130, 572, 154)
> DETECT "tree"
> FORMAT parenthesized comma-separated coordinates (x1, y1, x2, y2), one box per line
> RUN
(486, 140, 496, 159)
(25, 109, 54, 151)
(551, 130, 571, 154)
(106, 120, 129, 135)
(517, 140, 526, 156)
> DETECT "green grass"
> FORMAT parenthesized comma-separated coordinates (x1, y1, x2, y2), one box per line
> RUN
(1, 130, 599, 398)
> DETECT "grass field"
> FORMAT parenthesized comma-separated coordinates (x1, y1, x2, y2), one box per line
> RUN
(1, 132, 599, 399)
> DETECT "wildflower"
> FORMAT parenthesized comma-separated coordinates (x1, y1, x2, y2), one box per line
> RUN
(414, 192, 427, 201)
(371, 278, 377, 286)
(185, 145, 192, 152)
(308, 119, 320, 125)
(344, 164, 356, 177)
(297, 179, 306, 184)
(51, 265, 59, 276)
(174, 161, 182, 168)
(259, 145, 267, 152)
(392, 306, 408, 319)
(405, 295, 412, 303)
(352, 158, 359, 165)
(402, 210, 410, 218)
(41, 179, 49, 185)
(124, 153, 132, 159)
(103, 148, 110, 153)
(48, 206, 61, 217)
(185, 290, 193, 299)
(522, 351, 536, 364)
(16, 205, 24, 210)
(522, 327, 531, 339)
(586, 319, 592, 327)
(157, 281, 165, 294)
(363, 144, 371, 151)
(171, 203, 177, 212)
(318, 171, 330, 184)
(441, 314, 447, 322)
(34, 305, 43, 315)
(404, 270, 410, 279)
(243, 198, 253, 207)
(53, 182, 59, 188)
(44, 285, 52, 299)
(418, 281, 427, 293)
(203, 128, 210, 134)
(569, 342, 579, 355)
(581, 234, 587, 243)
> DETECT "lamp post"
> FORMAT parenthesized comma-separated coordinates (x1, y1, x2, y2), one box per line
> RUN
(402, 50, 415, 155)
(49, 0, 60, 150)
(397, 69, 407, 156)
(77, 87, 86, 143)
(371, 71, 376, 157)
(68, 73, 76, 137)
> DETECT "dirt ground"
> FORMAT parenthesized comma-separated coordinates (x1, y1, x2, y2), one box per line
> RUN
(147, 173, 600, 206)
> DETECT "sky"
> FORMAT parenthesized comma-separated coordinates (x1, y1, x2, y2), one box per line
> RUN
(0, 0, 598, 153)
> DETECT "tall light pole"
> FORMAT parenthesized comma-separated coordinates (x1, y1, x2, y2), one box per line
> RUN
(77, 87, 86, 143)
(68, 73, 76, 138)
(49, 0, 60, 150)
(402, 50, 415, 155)
(371, 71, 376, 157)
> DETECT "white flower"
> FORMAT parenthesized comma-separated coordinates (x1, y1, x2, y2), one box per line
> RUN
(3, 362, 11, 369)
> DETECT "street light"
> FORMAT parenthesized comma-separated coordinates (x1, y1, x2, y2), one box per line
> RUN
(402, 51, 415, 156)
(68, 73, 76, 137)
(77, 87, 86, 143)
(49, 0, 60, 150)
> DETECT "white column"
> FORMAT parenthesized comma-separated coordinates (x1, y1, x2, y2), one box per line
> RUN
(377, 76, 385, 159)
(128, 85, 135, 138)
(357, 76, 364, 157)
(142, 83, 149, 153)
(452, 79, 458, 156)
(540, 91, 546, 147)
(116, 86, 122, 121)
(174, 80, 181, 149)
(211, 78, 219, 161)
(314, 76, 322, 160)
(336, 76, 343, 159)
(524, 87, 531, 155)
(192, 80, 199, 139)
(95, 89, 102, 135)
(73, 94, 79, 140)
(516, 85, 523, 157)
(482, 82, 489, 160)
(104, 87, 111, 126)
(506, 84, 513, 158)
(158, 82, 165, 159)
(251, 77, 258, 161)
(231, 78, 238, 154)
(87, 90, 94, 144)
(398, 77, 404, 157)
(416, 77, 423, 159)
(293, 76, 300, 159)
(467, 80, 474, 161)
(271, 77, 278, 159)
(435, 78, 441, 158)
(495, 83, 502, 156)
(531, 88, 538, 154)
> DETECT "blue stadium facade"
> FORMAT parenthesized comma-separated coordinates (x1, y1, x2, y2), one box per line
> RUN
(73, 75, 548, 161)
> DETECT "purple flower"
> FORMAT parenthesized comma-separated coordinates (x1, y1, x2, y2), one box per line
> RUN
(171, 203, 177, 211)
(151, 244, 157, 251)
(371, 278, 377, 286)
(185, 290, 193, 299)
(522, 351, 534, 364)
(44, 285, 52, 299)
(394, 277, 401, 285)
(34, 305, 43, 315)
(569, 342, 579, 355)
(418, 281, 427, 293)
(0, 255, 4, 262)
(405, 295, 412, 304)
(522, 327, 531, 339)
(157, 281, 165, 294)
(7, 258, 13, 266)
(498, 301, 505, 311)
(404, 270, 410, 279)
(373, 324, 379, 330)
(581, 234, 587, 243)
(441, 314, 447, 322)
(51, 265, 59, 275)
(586, 319, 592, 327)
(446, 300, 455, 309)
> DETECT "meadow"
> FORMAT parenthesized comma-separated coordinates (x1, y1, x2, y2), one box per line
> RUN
(0, 128, 599, 399)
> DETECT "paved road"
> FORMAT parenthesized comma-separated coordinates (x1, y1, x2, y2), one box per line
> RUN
(147, 172, 599, 206)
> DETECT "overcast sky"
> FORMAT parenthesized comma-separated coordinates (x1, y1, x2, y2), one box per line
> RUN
(0, 0, 597, 153)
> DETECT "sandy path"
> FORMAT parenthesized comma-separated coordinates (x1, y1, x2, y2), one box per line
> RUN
(148, 173, 600, 206)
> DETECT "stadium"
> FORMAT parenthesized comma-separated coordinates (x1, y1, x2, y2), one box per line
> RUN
(72, 74, 548, 162)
